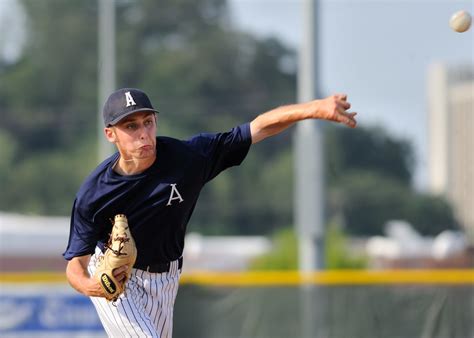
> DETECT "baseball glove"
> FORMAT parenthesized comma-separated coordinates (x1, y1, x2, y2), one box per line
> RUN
(94, 214, 137, 301)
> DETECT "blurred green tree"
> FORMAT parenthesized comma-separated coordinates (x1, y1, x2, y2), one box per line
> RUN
(326, 125, 414, 185)
(249, 225, 367, 270)
(326, 125, 458, 236)
(325, 222, 367, 269)
(250, 227, 298, 270)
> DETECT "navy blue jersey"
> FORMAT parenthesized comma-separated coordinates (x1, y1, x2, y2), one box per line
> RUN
(63, 123, 252, 266)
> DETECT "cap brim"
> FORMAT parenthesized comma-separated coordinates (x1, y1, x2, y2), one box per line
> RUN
(107, 108, 160, 126)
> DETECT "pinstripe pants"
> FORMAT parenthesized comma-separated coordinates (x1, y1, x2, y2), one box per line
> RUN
(88, 247, 181, 337)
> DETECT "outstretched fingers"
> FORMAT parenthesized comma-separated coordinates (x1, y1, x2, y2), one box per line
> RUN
(333, 95, 356, 128)
(340, 112, 357, 128)
(337, 100, 351, 112)
(317, 94, 358, 128)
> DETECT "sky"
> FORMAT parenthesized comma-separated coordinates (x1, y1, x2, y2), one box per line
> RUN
(228, 0, 474, 190)
(0, 0, 26, 63)
(1, 0, 473, 189)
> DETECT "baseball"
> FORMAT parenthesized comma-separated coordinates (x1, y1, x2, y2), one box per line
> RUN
(449, 10, 472, 33)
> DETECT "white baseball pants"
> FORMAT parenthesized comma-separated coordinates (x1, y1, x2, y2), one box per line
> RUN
(88, 248, 181, 337)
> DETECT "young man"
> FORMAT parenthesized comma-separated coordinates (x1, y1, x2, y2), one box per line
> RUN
(63, 88, 357, 337)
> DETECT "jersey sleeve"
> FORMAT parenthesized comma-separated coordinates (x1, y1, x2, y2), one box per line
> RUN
(62, 199, 102, 260)
(189, 123, 252, 183)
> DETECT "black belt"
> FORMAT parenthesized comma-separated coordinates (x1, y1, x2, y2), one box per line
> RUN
(135, 257, 183, 273)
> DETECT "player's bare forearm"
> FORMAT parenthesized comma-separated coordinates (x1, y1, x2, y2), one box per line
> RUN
(250, 94, 357, 144)
(66, 255, 104, 297)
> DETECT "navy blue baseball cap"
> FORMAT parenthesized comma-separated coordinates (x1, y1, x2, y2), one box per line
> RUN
(102, 88, 159, 126)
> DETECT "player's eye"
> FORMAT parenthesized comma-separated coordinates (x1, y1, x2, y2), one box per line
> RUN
(125, 123, 137, 130)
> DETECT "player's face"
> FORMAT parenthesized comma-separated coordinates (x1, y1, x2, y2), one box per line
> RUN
(105, 111, 157, 160)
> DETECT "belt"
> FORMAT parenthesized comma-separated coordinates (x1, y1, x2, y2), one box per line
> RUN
(135, 257, 183, 273)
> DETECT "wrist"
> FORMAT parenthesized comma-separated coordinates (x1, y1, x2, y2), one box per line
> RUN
(85, 277, 105, 297)
(303, 100, 321, 119)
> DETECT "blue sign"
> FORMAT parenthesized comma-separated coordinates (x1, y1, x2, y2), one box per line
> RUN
(0, 293, 103, 334)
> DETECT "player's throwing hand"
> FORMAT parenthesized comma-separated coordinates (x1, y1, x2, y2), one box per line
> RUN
(311, 93, 357, 128)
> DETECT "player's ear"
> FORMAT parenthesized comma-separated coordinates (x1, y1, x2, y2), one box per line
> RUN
(104, 127, 117, 143)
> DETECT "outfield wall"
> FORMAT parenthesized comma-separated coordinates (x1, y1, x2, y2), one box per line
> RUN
(1, 270, 473, 338)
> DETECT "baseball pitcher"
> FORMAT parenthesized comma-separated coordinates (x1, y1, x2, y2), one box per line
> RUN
(63, 88, 357, 337)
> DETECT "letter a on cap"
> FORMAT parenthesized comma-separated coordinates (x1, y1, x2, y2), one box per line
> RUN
(125, 91, 137, 107)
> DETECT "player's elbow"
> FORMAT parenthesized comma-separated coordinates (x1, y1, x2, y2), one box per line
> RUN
(65, 256, 91, 295)
(65, 259, 80, 291)
(250, 118, 272, 144)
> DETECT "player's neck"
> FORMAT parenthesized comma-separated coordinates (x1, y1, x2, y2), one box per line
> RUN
(113, 154, 156, 176)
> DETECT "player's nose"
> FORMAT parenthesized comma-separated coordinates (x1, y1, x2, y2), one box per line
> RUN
(138, 125, 148, 139)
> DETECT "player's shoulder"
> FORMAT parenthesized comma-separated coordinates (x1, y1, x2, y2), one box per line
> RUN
(182, 129, 227, 149)
(183, 123, 252, 152)
(157, 135, 207, 157)
(157, 132, 227, 161)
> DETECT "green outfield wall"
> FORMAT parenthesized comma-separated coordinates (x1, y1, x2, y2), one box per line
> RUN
(1, 270, 473, 338)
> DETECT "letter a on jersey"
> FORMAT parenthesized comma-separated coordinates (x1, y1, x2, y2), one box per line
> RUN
(125, 91, 137, 107)
(167, 184, 184, 206)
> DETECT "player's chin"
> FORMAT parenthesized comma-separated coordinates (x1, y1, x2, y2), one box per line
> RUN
(135, 148, 156, 159)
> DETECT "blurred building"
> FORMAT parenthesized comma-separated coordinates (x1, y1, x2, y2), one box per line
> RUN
(366, 220, 472, 269)
(427, 63, 474, 243)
